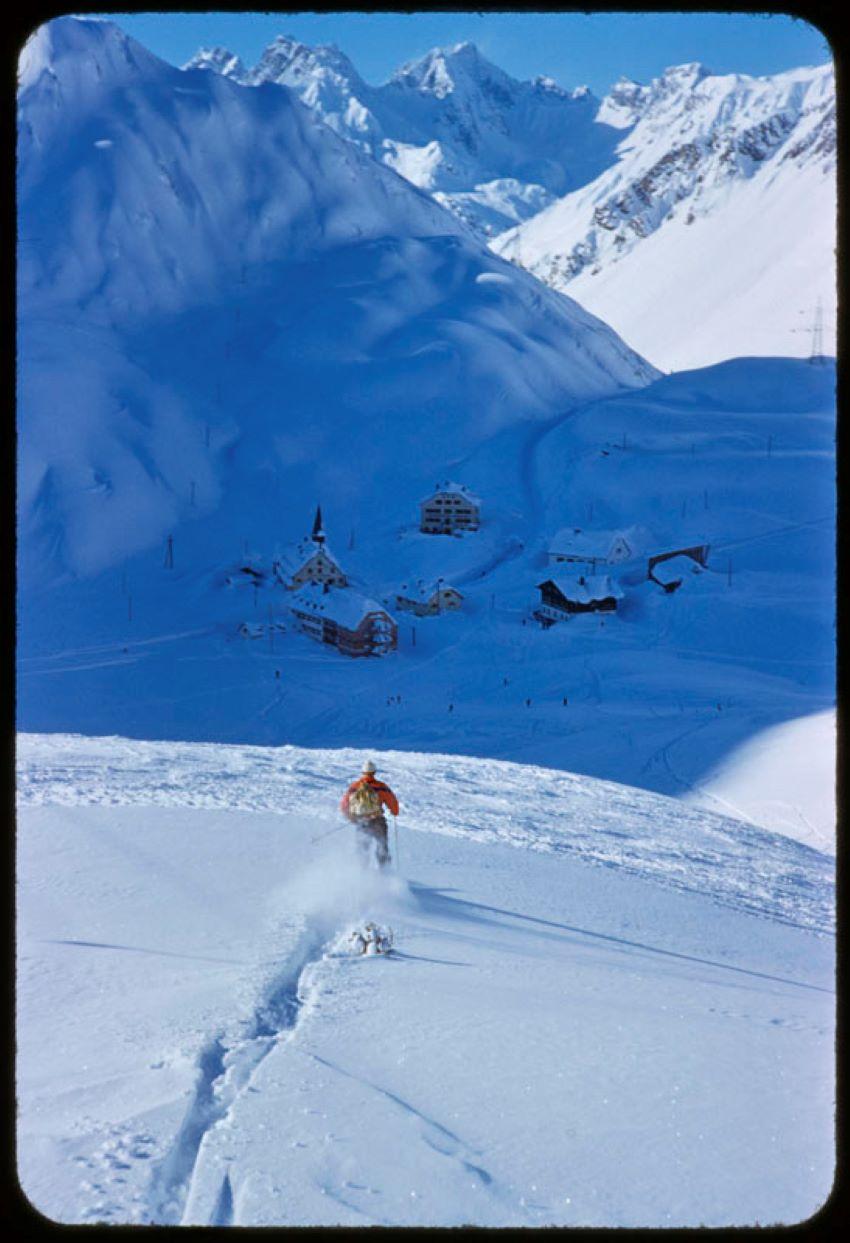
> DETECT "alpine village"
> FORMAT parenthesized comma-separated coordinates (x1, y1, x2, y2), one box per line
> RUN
(226, 482, 710, 659)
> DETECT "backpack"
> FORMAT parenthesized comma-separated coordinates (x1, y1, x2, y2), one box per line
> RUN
(348, 781, 383, 819)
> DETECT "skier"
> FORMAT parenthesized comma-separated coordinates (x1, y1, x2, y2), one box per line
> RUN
(340, 760, 399, 868)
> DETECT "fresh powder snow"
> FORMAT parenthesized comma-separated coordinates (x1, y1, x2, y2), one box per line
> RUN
(17, 735, 835, 1226)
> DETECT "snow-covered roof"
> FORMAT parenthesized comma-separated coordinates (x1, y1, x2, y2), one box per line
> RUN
(549, 525, 650, 558)
(420, 480, 481, 506)
(396, 578, 461, 601)
(651, 554, 702, 584)
(540, 574, 624, 603)
(289, 585, 393, 629)
(275, 537, 343, 576)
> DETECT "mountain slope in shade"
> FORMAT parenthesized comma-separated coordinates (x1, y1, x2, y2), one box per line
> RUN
(184, 36, 622, 236)
(492, 61, 835, 370)
(18, 17, 655, 583)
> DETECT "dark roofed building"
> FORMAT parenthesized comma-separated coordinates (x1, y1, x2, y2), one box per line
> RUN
(534, 573, 623, 626)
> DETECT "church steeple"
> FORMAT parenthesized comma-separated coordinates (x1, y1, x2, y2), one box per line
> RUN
(312, 504, 325, 545)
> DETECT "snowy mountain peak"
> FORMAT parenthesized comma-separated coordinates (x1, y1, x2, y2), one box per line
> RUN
(182, 45, 246, 79)
(248, 33, 364, 90)
(391, 41, 514, 101)
(661, 61, 710, 84)
(18, 16, 163, 97)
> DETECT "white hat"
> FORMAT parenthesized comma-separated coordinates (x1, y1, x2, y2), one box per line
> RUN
(362, 759, 377, 773)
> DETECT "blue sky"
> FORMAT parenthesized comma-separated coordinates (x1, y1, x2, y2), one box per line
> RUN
(94, 11, 831, 94)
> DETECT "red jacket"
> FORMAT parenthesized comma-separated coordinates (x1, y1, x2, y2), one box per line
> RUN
(340, 774, 399, 819)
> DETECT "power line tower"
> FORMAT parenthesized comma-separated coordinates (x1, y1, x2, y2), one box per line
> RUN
(809, 299, 824, 364)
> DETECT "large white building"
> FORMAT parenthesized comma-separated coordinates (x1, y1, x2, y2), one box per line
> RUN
(419, 482, 481, 535)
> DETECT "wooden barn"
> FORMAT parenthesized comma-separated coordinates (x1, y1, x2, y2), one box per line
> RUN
(274, 506, 348, 590)
(395, 579, 463, 617)
(289, 586, 397, 657)
(534, 574, 623, 626)
(420, 482, 481, 535)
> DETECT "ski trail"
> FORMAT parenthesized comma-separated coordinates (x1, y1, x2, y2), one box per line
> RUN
(210, 1171, 234, 1227)
(144, 921, 328, 1226)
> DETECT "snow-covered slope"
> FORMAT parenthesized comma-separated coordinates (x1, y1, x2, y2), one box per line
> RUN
(16, 735, 835, 1226)
(493, 62, 836, 370)
(16, 19, 835, 842)
(18, 17, 654, 585)
(184, 36, 622, 237)
(18, 351, 835, 830)
(687, 709, 836, 855)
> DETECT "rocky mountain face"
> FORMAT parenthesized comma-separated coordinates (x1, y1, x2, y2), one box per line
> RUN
(495, 61, 834, 284)
(493, 61, 835, 369)
(183, 37, 621, 236)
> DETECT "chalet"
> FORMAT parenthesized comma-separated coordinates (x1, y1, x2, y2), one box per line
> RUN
(647, 543, 710, 578)
(420, 482, 481, 535)
(648, 553, 705, 594)
(395, 579, 464, 617)
(547, 526, 649, 569)
(274, 506, 347, 590)
(289, 585, 397, 657)
(534, 574, 623, 626)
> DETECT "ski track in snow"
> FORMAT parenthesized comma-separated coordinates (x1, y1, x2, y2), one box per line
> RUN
(17, 733, 834, 937)
(145, 920, 328, 1225)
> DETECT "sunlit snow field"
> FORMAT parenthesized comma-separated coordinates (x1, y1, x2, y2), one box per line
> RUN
(17, 735, 835, 1227)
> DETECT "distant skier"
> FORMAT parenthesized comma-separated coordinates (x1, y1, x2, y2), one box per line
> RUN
(340, 760, 399, 868)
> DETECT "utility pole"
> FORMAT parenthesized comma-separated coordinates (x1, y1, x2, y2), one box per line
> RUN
(164, 535, 174, 569)
(411, 626, 416, 648)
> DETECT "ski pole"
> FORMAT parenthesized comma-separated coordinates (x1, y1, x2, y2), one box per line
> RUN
(394, 819, 399, 871)
(311, 822, 348, 846)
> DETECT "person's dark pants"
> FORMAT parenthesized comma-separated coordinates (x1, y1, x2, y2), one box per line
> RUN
(355, 815, 390, 867)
